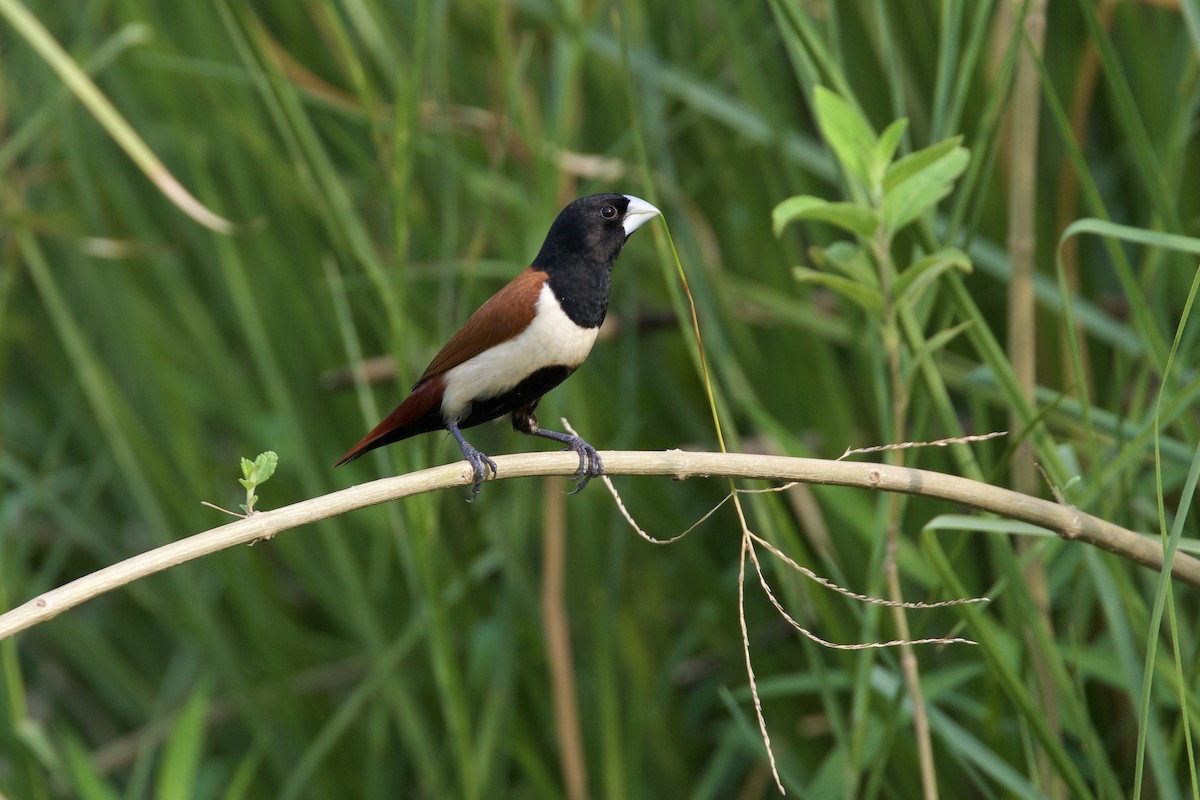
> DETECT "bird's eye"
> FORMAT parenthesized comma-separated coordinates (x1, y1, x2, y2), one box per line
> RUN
(600, 205, 618, 219)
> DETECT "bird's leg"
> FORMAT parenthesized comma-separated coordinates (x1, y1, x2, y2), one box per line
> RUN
(512, 406, 602, 494)
(446, 419, 497, 502)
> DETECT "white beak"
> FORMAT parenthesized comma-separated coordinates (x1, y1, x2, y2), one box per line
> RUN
(622, 194, 661, 236)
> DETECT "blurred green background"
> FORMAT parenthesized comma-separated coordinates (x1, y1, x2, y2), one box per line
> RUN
(3, 0, 1200, 797)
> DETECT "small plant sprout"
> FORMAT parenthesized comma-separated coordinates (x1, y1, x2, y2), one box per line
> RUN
(201, 451, 279, 519)
(238, 451, 278, 515)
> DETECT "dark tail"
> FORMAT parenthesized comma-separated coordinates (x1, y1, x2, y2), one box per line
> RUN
(334, 377, 445, 466)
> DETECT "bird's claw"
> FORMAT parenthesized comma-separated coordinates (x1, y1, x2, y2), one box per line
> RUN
(462, 447, 498, 503)
(446, 419, 497, 502)
(564, 437, 603, 495)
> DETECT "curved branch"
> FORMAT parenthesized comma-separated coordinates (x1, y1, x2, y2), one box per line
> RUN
(2, 449, 1196, 640)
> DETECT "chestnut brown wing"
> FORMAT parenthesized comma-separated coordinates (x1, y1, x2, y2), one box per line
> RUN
(417, 267, 546, 382)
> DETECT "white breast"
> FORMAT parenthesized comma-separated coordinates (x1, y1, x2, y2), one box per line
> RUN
(440, 283, 600, 418)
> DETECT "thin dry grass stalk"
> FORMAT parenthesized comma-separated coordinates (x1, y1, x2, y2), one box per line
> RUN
(838, 431, 1008, 460)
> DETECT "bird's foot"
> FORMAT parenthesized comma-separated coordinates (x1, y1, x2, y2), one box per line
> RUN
(461, 444, 498, 502)
(447, 420, 497, 502)
(563, 436, 604, 495)
(521, 423, 603, 495)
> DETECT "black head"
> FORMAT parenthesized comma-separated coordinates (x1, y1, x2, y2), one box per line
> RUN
(533, 193, 660, 273)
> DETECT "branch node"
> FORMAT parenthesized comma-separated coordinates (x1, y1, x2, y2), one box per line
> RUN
(1060, 514, 1084, 541)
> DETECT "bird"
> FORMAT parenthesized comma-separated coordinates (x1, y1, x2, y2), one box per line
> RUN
(335, 193, 661, 500)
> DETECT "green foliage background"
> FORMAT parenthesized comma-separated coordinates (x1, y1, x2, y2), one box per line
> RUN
(2, 1, 1199, 797)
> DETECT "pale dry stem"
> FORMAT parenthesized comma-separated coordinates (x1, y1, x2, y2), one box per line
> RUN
(6, 451, 1196, 649)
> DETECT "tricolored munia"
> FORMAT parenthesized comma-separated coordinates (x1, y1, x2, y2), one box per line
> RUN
(336, 193, 660, 499)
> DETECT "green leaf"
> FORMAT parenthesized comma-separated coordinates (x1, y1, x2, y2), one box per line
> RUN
(881, 146, 969, 233)
(61, 733, 119, 800)
(251, 450, 279, 484)
(794, 267, 884, 317)
(872, 118, 909, 189)
(237, 478, 254, 492)
(907, 320, 973, 380)
(155, 685, 212, 800)
(0, 0, 236, 232)
(1060, 218, 1200, 256)
(893, 247, 973, 305)
(923, 514, 1055, 538)
(772, 195, 879, 238)
(240, 451, 278, 485)
(883, 135, 964, 191)
(813, 86, 878, 191)
(223, 747, 267, 800)
(810, 241, 878, 285)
